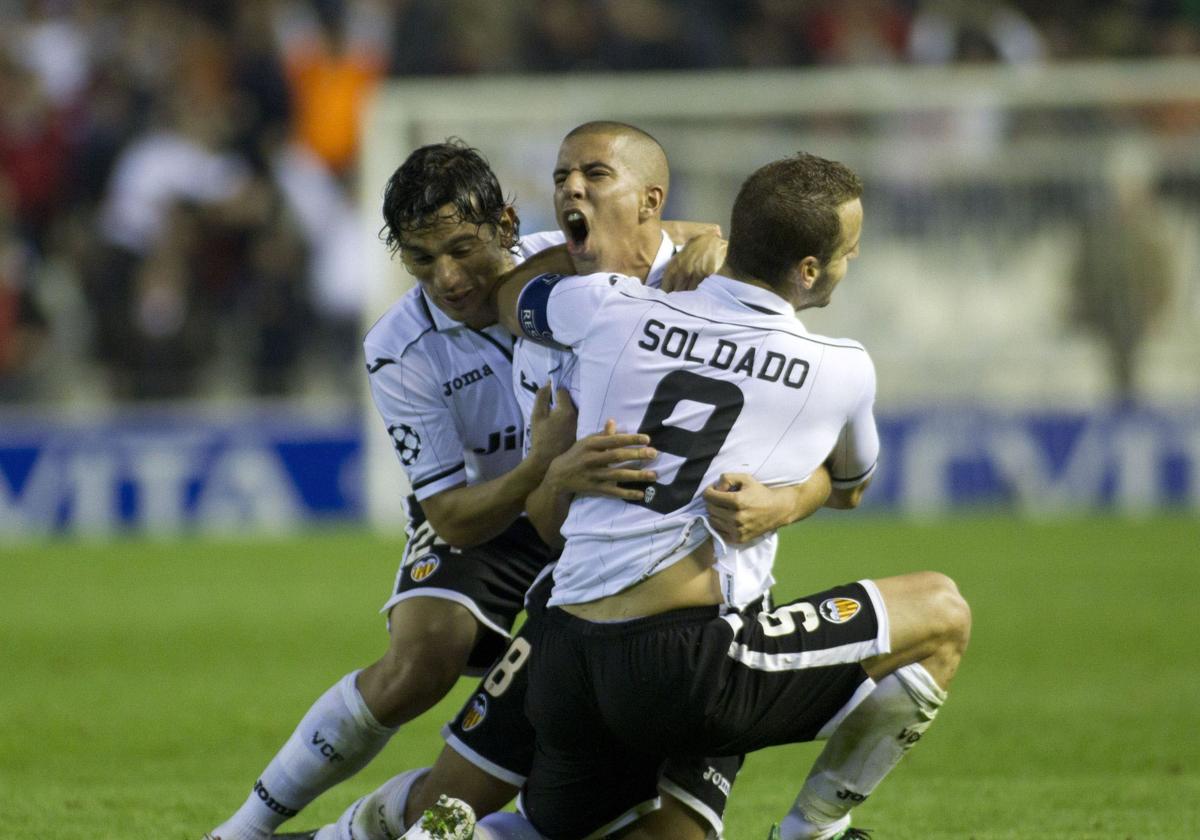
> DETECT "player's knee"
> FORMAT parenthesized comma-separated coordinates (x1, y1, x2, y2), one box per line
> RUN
(370, 606, 477, 717)
(920, 571, 971, 659)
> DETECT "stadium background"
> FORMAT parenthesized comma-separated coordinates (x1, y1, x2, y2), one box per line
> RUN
(1, 1, 1197, 838)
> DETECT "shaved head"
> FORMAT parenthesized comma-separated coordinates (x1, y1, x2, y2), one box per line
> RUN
(564, 121, 669, 199)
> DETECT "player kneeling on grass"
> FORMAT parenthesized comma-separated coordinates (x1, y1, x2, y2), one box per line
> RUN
(271, 123, 841, 840)
(464, 152, 973, 840)
(202, 141, 585, 840)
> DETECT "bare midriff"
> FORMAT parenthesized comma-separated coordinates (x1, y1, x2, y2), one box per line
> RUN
(562, 540, 724, 622)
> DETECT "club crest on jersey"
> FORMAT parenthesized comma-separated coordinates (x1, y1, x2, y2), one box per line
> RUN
(643, 486, 657, 503)
(460, 694, 488, 731)
(820, 597, 861, 624)
(409, 555, 440, 582)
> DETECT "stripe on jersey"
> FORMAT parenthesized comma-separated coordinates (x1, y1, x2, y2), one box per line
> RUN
(470, 327, 515, 362)
(411, 461, 466, 491)
(831, 461, 877, 486)
(720, 613, 881, 671)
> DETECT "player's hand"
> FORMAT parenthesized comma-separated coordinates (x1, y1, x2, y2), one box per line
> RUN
(661, 232, 728, 292)
(528, 384, 578, 466)
(703, 472, 795, 544)
(546, 418, 658, 501)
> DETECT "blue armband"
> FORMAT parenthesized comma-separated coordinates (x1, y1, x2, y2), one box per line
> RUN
(517, 273, 566, 342)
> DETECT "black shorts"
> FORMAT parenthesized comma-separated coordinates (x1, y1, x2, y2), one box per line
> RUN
(383, 497, 555, 672)
(445, 579, 770, 837)
(522, 581, 889, 839)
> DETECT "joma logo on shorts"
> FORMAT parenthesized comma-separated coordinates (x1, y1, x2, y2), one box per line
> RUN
(443, 364, 494, 396)
(702, 766, 732, 796)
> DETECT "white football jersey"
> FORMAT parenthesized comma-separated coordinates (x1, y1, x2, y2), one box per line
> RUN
(363, 231, 569, 503)
(365, 292, 522, 502)
(516, 272, 879, 607)
(512, 230, 677, 453)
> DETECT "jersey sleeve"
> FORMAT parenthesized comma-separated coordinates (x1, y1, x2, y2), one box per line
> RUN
(366, 351, 468, 500)
(519, 229, 567, 257)
(516, 271, 639, 349)
(828, 351, 880, 489)
(513, 339, 579, 456)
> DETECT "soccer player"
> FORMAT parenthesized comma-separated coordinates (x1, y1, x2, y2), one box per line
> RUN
(202, 140, 578, 840)
(207, 131, 765, 840)
(282, 123, 834, 840)
(482, 152, 972, 839)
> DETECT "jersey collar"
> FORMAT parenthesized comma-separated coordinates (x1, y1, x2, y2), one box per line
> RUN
(700, 274, 797, 319)
(645, 230, 677, 290)
(419, 289, 472, 333)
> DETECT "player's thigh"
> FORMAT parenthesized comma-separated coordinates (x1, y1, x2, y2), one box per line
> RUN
(522, 744, 660, 840)
(701, 582, 888, 751)
(384, 595, 480, 669)
(385, 519, 553, 671)
(864, 571, 969, 677)
(443, 619, 542, 801)
(650, 754, 743, 840)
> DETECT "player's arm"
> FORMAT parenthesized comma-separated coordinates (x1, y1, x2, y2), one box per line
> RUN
(661, 220, 721, 245)
(493, 244, 574, 336)
(526, 419, 659, 549)
(420, 385, 577, 546)
(702, 467, 833, 545)
(825, 475, 872, 509)
(661, 231, 729, 293)
(825, 352, 880, 510)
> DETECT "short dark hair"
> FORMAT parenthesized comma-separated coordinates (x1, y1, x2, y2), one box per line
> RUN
(725, 152, 863, 289)
(380, 139, 518, 254)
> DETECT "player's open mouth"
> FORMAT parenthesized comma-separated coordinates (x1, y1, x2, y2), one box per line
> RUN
(563, 209, 589, 255)
(442, 290, 472, 308)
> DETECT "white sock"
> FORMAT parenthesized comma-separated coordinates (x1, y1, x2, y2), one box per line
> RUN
(780, 663, 947, 840)
(475, 811, 547, 839)
(312, 767, 428, 840)
(211, 671, 398, 839)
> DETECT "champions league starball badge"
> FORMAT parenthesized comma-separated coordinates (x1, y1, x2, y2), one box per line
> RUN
(389, 423, 422, 465)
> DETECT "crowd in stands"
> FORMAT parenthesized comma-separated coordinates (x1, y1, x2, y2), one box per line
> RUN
(1, 0, 1196, 403)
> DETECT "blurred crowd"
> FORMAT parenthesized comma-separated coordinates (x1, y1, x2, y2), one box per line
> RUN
(1, 0, 1197, 403)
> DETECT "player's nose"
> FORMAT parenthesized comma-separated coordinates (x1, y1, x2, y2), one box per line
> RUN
(431, 257, 465, 290)
(559, 170, 586, 198)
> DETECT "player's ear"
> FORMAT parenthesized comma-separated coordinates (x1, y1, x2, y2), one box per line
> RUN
(497, 206, 519, 248)
(639, 185, 665, 220)
(797, 256, 821, 290)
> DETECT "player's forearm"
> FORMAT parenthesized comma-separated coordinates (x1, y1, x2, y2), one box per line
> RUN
(662, 220, 721, 245)
(784, 466, 833, 524)
(421, 457, 553, 547)
(525, 480, 570, 550)
(494, 244, 573, 336)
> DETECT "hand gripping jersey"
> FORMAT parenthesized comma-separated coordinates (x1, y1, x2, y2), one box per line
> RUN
(512, 231, 781, 607)
(516, 272, 879, 607)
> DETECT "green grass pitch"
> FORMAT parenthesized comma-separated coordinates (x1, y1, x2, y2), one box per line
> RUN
(3, 514, 1198, 839)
